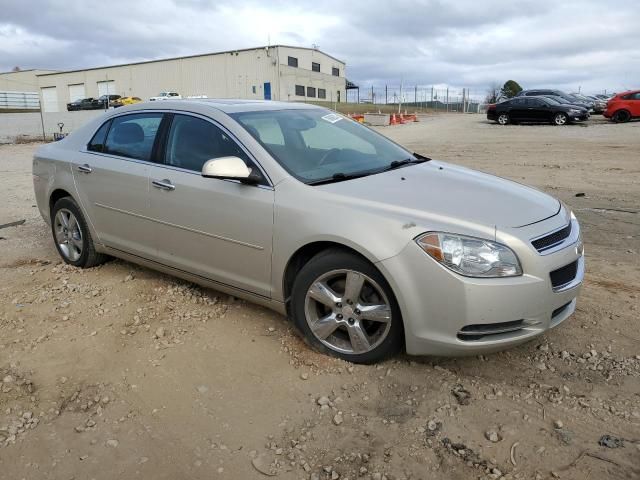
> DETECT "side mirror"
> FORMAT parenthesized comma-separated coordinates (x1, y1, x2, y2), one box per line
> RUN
(201, 156, 260, 184)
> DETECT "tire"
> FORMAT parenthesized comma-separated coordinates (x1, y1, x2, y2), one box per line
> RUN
(51, 197, 108, 268)
(290, 249, 404, 364)
(497, 113, 510, 125)
(553, 112, 568, 126)
(613, 110, 631, 123)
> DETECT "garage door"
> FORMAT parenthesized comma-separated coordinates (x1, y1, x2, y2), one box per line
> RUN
(68, 84, 85, 102)
(41, 87, 59, 112)
(97, 81, 116, 97)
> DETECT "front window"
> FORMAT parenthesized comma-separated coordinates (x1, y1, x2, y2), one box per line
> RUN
(288, 56, 298, 68)
(231, 109, 415, 184)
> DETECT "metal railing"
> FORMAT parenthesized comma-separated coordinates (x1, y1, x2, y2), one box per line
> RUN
(0, 91, 40, 110)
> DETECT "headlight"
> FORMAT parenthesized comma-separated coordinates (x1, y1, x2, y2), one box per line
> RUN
(415, 232, 522, 277)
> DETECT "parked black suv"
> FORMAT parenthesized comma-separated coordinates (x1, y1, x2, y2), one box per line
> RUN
(487, 96, 588, 125)
(516, 89, 593, 110)
(66, 98, 95, 111)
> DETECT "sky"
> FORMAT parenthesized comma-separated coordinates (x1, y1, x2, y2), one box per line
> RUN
(1, 0, 638, 97)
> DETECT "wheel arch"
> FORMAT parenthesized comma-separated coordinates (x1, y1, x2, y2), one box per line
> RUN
(613, 109, 631, 122)
(49, 188, 74, 214)
(281, 241, 398, 317)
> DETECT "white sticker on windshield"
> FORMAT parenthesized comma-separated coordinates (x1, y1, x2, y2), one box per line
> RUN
(321, 113, 343, 124)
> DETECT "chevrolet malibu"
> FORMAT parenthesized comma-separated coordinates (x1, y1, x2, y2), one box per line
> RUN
(33, 100, 584, 363)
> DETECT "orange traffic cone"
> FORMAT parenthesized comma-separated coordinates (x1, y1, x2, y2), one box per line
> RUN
(390, 114, 399, 125)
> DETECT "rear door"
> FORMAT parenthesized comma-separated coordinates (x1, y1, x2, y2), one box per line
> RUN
(73, 112, 165, 258)
(147, 113, 274, 297)
(509, 98, 526, 121)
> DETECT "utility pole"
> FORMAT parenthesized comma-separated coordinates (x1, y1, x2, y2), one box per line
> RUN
(446, 87, 449, 112)
(385, 85, 388, 105)
(398, 79, 403, 114)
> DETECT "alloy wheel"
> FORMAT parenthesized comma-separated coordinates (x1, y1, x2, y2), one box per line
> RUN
(54, 208, 83, 262)
(304, 269, 392, 355)
(554, 113, 567, 125)
(498, 114, 509, 125)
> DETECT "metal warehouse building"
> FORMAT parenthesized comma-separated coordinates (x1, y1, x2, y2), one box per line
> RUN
(35, 45, 347, 112)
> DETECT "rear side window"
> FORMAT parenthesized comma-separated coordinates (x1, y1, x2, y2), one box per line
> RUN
(165, 114, 252, 173)
(87, 120, 111, 152)
(104, 113, 164, 161)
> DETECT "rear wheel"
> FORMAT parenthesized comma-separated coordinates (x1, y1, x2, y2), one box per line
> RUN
(613, 110, 631, 123)
(497, 113, 510, 125)
(290, 249, 403, 363)
(553, 112, 568, 126)
(51, 197, 107, 268)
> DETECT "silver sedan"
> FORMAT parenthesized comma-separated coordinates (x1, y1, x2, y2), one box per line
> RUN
(33, 100, 584, 363)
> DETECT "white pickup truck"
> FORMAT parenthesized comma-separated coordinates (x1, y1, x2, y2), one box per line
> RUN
(149, 91, 182, 101)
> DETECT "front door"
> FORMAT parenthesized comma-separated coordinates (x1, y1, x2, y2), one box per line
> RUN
(73, 112, 164, 258)
(148, 113, 274, 297)
(264, 82, 271, 100)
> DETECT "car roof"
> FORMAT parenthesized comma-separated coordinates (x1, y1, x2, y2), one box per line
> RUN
(120, 99, 325, 114)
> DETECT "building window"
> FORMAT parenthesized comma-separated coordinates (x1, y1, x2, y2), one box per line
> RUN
(318, 88, 326, 99)
(288, 56, 298, 68)
(332, 67, 340, 77)
(252, 86, 256, 94)
(307, 87, 316, 98)
(295, 85, 305, 96)
(312, 62, 320, 72)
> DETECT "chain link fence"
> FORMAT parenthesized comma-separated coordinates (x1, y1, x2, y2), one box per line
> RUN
(345, 85, 484, 113)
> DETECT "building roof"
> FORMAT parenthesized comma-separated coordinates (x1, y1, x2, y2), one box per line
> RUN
(36, 45, 345, 77)
(0, 69, 57, 76)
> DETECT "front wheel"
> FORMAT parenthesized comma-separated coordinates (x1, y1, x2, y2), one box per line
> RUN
(290, 249, 403, 363)
(553, 112, 568, 126)
(613, 110, 631, 123)
(51, 197, 107, 268)
(497, 113, 510, 125)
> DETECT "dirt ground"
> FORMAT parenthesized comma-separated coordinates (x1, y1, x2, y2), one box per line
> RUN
(0, 114, 638, 480)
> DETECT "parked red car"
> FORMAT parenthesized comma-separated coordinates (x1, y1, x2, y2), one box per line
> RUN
(603, 90, 640, 123)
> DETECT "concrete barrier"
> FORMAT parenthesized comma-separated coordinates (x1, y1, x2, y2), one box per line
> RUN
(364, 113, 390, 126)
(0, 110, 104, 143)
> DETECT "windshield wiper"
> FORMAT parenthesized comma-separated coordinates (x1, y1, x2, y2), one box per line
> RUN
(307, 172, 371, 186)
(379, 154, 431, 173)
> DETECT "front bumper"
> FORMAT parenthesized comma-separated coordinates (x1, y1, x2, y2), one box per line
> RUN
(378, 215, 584, 356)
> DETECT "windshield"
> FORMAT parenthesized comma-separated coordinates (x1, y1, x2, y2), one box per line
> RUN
(231, 109, 415, 183)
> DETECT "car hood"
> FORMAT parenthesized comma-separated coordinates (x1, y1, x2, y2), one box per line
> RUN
(318, 161, 560, 229)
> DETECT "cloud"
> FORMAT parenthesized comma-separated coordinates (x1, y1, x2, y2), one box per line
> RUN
(1, 0, 638, 96)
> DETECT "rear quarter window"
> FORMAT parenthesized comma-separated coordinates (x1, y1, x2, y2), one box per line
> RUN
(87, 120, 111, 152)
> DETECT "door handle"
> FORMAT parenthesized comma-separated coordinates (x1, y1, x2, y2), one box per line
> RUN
(152, 179, 175, 191)
(77, 164, 92, 173)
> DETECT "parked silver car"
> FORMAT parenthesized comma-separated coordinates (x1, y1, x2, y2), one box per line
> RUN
(33, 100, 584, 363)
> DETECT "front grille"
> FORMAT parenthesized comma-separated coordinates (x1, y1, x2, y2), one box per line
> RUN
(550, 261, 578, 289)
(457, 319, 525, 341)
(532, 223, 572, 253)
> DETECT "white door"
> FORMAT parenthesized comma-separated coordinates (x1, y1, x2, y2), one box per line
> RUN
(68, 84, 85, 102)
(41, 87, 58, 112)
(97, 81, 116, 97)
